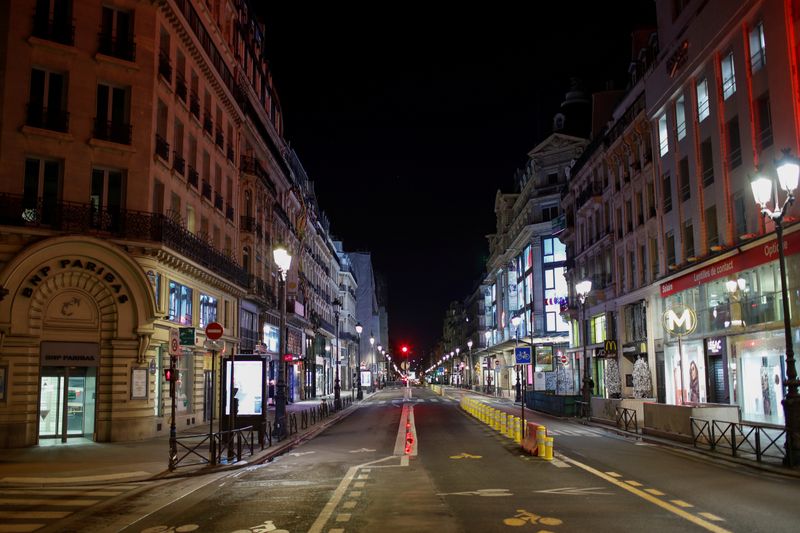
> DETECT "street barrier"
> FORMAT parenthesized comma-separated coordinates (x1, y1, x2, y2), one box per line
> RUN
(544, 436, 554, 461)
(690, 417, 786, 464)
(536, 425, 547, 457)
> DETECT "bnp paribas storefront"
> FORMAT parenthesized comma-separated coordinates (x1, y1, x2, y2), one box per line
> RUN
(658, 228, 800, 426)
(0, 235, 158, 448)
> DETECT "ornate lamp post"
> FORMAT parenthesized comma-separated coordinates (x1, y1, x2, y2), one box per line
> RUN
(272, 244, 292, 440)
(484, 330, 492, 393)
(751, 150, 800, 467)
(511, 315, 522, 403)
(355, 323, 364, 399)
(332, 298, 342, 410)
(576, 279, 593, 418)
(467, 339, 474, 388)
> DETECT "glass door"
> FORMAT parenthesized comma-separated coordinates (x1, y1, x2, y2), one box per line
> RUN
(39, 367, 97, 442)
(39, 368, 65, 438)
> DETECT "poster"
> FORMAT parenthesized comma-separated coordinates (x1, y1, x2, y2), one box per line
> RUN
(535, 345, 553, 372)
(131, 368, 148, 399)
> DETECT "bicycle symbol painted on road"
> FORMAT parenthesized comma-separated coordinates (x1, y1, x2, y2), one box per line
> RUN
(140, 525, 199, 533)
(449, 452, 482, 459)
(503, 509, 563, 530)
(230, 519, 290, 533)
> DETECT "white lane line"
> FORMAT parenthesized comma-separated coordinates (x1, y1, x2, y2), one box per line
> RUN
(335, 514, 351, 522)
(699, 512, 724, 522)
(561, 455, 729, 533)
(605, 472, 622, 477)
(362, 469, 371, 473)
(551, 458, 571, 468)
(0, 511, 71, 519)
(645, 489, 666, 496)
(0, 499, 100, 506)
(356, 475, 368, 480)
(353, 482, 365, 488)
(671, 499, 694, 508)
(342, 501, 356, 509)
(625, 480, 643, 487)
(0, 525, 45, 532)
(349, 491, 362, 497)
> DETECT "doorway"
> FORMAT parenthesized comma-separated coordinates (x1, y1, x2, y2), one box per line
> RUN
(39, 366, 97, 442)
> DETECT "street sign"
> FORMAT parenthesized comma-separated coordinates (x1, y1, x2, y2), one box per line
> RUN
(205, 321, 223, 340)
(515, 346, 532, 365)
(179, 327, 195, 346)
(169, 329, 180, 356)
(559, 353, 568, 365)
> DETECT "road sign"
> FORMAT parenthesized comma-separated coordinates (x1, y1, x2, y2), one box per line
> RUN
(179, 327, 195, 346)
(515, 346, 532, 365)
(559, 353, 568, 365)
(205, 321, 223, 340)
(169, 329, 180, 356)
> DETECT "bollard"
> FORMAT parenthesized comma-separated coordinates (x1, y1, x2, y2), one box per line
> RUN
(536, 425, 547, 458)
(501, 413, 507, 435)
(544, 436, 554, 461)
(513, 416, 521, 444)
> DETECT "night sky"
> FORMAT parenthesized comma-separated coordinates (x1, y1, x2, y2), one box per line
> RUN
(262, 3, 656, 354)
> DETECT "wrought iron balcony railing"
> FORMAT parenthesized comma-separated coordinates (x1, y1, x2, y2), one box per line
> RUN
(173, 152, 185, 175)
(0, 194, 248, 286)
(97, 32, 135, 62)
(93, 118, 132, 145)
(175, 72, 187, 102)
(26, 105, 69, 133)
(189, 94, 200, 118)
(187, 165, 199, 188)
(214, 192, 223, 210)
(158, 49, 172, 82)
(155, 134, 170, 161)
(32, 14, 75, 46)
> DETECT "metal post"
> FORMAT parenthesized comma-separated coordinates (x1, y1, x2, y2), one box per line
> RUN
(274, 275, 288, 440)
(357, 332, 363, 400)
(169, 353, 177, 469)
(776, 221, 800, 467)
(209, 348, 216, 463)
(582, 301, 591, 417)
(228, 345, 236, 460)
(334, 308, 341, 410)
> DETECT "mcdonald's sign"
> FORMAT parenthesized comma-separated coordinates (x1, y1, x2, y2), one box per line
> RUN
(604, 339, 618, 353)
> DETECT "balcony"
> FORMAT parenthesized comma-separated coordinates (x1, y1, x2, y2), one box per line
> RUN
(155, 134, 170, 161)
(201, 181, 212, 200)
(175, 72, 187, 102)
(32, 14, 74, 46)
(187, 165, 199, 188)
(93, 119, 132, 145)
(0, 193, 248, 286)
(26, 105, 69, 133)
(158, 49, 172, 83)
(97, 32, 135, 62)
(247, 274, 276, 308)
(240, 215, 255, 232)
(214, 192, 223, 210)
(172, 151, 185, 175)
(240, 155, 277, 196)
(189, 94, 200, 119)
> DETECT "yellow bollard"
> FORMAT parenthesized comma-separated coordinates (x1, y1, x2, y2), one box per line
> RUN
(501, 413, 507, 435)
(536, 425, 547, 458)
(514, 417, 522, 444)
(494, 410, 500, 431)
(544, 436, 554, 460)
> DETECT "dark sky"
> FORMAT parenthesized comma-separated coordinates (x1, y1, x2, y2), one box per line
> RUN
(261, 3, 656, 354)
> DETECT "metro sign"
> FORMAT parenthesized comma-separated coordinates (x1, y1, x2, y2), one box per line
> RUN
(662, 304, 697, 337)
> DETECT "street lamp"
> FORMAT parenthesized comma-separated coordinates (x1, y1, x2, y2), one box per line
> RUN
(272, 244, 292, 440)
(576, 279, 593, 418)
(484, 330, 492, 393)
(355, 323, 364, 400)
(332, 298, 342, 410)
(750, 149, 800, 467)
(511, 315, 522, 403)
(467, 339, 474, 388)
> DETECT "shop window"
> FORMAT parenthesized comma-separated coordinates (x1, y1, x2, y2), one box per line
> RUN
(749, 21, 766, 72)
(240, 309, 257, 352)
(675, 94, 686, 141)
(168, 280, 193, 325)
(591, 314, 606, 344)
(524, 244, 532, 272)
(199, 293, 217, 328)
(721, 52, 736, 99)
(543, 237, 566, 263)
(696, 78, 710, 122)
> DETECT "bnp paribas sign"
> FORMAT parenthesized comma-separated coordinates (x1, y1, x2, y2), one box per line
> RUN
(662, 304, 697, 337)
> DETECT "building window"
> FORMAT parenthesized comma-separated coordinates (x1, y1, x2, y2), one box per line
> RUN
(647, 182, 656, 218)
(666, 231, 676, 266)
(523, 244, 532, 272)
(658, 114, 669, 156)
(683, 220, 695, 259)
(541, 204, 559, 221)
(679, 157, 691, 201)
(543, 237, 566, 263)
(90, 168, 124, 230)
(95, 83, 131, 144)
(99, 5, 135, 61)
(544, 266, 569, 333)
(591, 314, 606, 344)
(749, 21, 766, 72)
(733, 190, 748, 239)
(649, 237, 658, 280)
(23, 157, 61, 225)
(199, 294, 218, 328)
(663, 173, 672, 213)
(240, 309, 257, 352)
(675, 94, 686, 141)
(706, 205, 719, 248)
(32, 0, 74, 46)
(721, 52, 736, 99)
(168, 280, 193, 325)
(756, 93, 773, 151)
(27, 68, 68, 132)
(727, 116, 742, 169)
(701, 138, 714, 187)
(696, 78, 710, 122)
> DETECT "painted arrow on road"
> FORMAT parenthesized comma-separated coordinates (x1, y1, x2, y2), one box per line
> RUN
(348, 448, 376, 453)
(535, 487, 613, 496)
(437, 488, 512, 497)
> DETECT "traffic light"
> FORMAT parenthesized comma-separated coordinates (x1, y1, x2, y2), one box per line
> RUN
(164, 368, 177, 382)
(401, 345, 409, 355)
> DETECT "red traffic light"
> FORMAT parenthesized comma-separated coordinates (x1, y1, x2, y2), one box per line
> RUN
(401, 345, 408, 354)
(164, 368, 177, 382)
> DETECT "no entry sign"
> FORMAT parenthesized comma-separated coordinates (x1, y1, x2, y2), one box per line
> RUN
(205, 322, 224, 340)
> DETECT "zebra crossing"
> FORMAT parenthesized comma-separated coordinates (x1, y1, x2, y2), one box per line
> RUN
(0, 484, 137, 532)
(369, 397, 456, 405)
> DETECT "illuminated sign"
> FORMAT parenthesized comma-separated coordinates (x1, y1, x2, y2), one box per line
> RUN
(662, 305, 697, 337)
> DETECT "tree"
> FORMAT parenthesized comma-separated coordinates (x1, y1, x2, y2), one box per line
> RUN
(633, 356, 653, 398)
(605, 358, 622, 398)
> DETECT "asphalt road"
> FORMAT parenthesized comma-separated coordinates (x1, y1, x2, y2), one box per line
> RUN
(50, 386, 800, 533)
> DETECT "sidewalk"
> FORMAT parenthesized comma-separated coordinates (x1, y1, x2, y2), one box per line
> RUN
(445, 386, 800, 479)
(0, 391, 364, 487)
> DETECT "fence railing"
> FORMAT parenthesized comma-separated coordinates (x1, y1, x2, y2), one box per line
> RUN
(690, 417, 786, 464)
(616, 407, 638, 432)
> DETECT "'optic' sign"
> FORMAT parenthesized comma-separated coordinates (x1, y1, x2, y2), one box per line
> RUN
(662, 304, 697, 337)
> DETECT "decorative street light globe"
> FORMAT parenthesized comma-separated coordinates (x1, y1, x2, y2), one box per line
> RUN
(273, 245, 292, 275)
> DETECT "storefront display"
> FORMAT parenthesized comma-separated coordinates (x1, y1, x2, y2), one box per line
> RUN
(664, 339, 705, 405)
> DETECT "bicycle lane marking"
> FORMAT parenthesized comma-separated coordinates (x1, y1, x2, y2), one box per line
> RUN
(559, 454, 731, 533)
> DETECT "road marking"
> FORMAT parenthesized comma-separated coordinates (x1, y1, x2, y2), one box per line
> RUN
(561, 456, 730, 533)
(0, 471, 150, 484)
(551, 458, 571, 468)
(0, 498, 100, 506)
(362, 469, 371, 473)
(0, 511, 71, 519)
(349, 448, 376, 453)
(0, 489, 122, 496)
(699, 512, 724, 521)
(353, 482, 365, 488)
(645, 489, 666, 496)
(335, 514, 351, 522)
(0, 525, 45, 532)
(625, 480, 643, 487)
(535, 487, 612, 496)
(349, 491, 362, 497)
(329, 529, 345, 533)
(605, 472, 622, 477)
(288, 451, 316, 457)
(342, 501, 356, 509)
(437, 488, 512, 497)
(671, 500, 694, 508)
(450, 452, 482, 459)
(357, 475, 368, 479)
